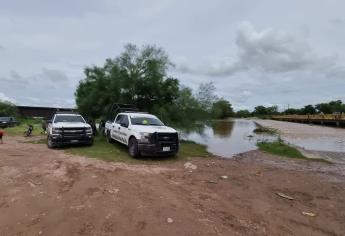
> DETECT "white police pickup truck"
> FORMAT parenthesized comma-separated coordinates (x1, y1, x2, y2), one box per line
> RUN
(47, 112, 93, 148)
(105, 112, 179, 157)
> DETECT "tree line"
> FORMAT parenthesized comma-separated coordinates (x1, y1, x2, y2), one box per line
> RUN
(75, 44, 233, 126)
(0, 100, 18, 117)
(235, 100, 345, 118)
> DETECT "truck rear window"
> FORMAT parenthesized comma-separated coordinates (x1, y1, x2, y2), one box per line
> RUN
(130, 117, 164, 126)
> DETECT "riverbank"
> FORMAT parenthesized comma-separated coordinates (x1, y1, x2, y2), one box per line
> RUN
(255, 119, 345, 165)
(1, 136, 345, 235)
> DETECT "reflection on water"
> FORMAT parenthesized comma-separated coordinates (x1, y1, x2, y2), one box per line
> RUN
(181, 119, 276, 158)
(211, 120, 234, 138)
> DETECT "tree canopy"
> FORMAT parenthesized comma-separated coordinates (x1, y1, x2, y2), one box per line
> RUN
(282, 100, 345, 115)
(211, 99, 234, 119)
(0, 100, 18, 117)
(75, 44, 234, 125)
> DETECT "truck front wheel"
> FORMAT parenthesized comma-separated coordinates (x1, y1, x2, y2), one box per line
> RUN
(128, 137, 140, 158)
(47, 136, 56, 149)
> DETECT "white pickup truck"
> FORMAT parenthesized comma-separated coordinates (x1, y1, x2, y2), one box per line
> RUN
(105, 112, 179, 157)
(47, 112, 93, 148)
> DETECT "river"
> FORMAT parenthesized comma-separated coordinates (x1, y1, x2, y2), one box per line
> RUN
(181, 119, 276, 157)
(182, 119, 345, 158)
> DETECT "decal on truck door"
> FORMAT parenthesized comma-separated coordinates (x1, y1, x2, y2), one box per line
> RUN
(113, 115, 123, 141)
(118, 115, 129, 144)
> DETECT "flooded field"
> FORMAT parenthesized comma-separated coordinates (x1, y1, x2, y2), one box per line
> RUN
(182, 119, 276, 157)
(183, 119, 345, 158)
(256, 120, 345, 153)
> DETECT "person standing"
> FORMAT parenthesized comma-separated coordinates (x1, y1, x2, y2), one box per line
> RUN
(0, 128, 4, 144)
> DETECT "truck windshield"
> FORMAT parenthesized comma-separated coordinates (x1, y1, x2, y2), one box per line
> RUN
(130, 117, 164, 126)
(0, 117, 10, 122)
(54, 115, 85, 123)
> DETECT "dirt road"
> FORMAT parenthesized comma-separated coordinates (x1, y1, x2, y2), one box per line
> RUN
(1, 137, 345, 235)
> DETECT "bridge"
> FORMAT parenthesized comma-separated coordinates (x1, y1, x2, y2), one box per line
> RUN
(272, 114, 345, 127)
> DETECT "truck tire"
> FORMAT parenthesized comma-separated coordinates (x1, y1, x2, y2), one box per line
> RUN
(128, 137, 140, 158)
(106, 131, 114, 143)
(47, 136, 55, 149)
(87, 139, 94, 146)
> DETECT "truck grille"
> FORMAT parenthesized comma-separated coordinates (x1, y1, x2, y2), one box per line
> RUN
(150, 132, 179, 152)
(60, 127, 86, 137)
(156, 132, 178, 142)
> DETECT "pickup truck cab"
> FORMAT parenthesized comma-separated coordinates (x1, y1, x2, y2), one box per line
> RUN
(0, 116, 20, 128)
(105, 112, 179, 157)
(47, 112, 93, 148)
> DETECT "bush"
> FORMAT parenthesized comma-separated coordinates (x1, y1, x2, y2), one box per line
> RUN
(0, 100, 18, 117)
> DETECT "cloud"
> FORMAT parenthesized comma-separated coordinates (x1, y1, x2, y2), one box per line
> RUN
(1, 69, 70, 86)
(178, 21, 338, 76)
(0, 92, 16, 103)
(41, 68, 69, 83)
(0, 69, 76, 107)
(330, 18, 344, 26)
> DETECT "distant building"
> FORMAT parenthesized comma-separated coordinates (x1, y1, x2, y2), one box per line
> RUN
(17, 106, 76, 119)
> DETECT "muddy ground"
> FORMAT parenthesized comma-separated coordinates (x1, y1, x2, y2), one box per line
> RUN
(0, 136, 345, 236)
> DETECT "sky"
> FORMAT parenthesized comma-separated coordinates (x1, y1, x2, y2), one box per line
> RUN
(0, 0, 344, 111)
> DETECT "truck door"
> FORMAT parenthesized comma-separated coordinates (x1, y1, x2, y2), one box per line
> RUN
(118, 115, 129, 144)
(112, 114, 123, 141)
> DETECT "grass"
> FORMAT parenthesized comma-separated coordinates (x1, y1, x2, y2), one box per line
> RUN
(257, 141, 331, 163)
(179, 140, 210, 158)
(65, 136, 134, 162)
(3, 118, 44, 136)
(63, 136, 210, 163)
(257, 141, 305, 158)
(253, 125, 278, 135)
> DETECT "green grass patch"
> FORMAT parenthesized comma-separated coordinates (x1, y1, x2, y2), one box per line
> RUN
(64, 136, 210, 163)
(179, 140, 210, 158)
(65, 136, 133, 162)
(3, 118, 44, 136)
(257, 141, 331, 163)
(253, 126, 278, 135)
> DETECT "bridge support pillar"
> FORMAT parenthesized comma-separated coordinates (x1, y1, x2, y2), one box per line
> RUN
(336, 121, 340, 127)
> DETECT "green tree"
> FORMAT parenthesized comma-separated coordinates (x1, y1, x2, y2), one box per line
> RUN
(284, 108, 302, 115)
(302, 105, 316, 114)
(75, 44, 179, 119)
(211, 99, 234, 119)
(253, 106, 268, 116)
(235, 109, 251, 118)
(196, 82, 218, 111)
(315, 102, 333, 114)
(0, 100, 18, 117)
(253, 105, 279, 116)
(75, 44, 209, 125)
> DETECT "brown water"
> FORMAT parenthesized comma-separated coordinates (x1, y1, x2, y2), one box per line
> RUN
(182, 119, 276, 158)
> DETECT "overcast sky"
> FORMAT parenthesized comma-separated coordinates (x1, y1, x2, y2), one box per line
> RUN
(0, 0, 344, 110)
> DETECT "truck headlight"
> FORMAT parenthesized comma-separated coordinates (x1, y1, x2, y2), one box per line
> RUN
(86, 127, 93, 134)
(52, 128, 62, 134)
(140, 132, 152, 143)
